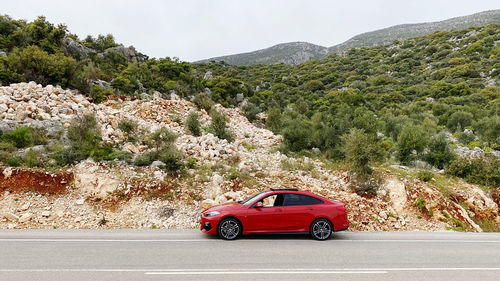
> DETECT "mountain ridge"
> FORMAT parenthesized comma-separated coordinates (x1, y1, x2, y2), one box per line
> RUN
(198, 9, 500, 65)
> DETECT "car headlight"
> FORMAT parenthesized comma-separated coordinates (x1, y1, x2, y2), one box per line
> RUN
(204, 211, 221, 217)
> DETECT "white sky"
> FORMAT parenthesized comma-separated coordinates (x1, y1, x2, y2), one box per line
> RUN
(2, 0, 499, 61)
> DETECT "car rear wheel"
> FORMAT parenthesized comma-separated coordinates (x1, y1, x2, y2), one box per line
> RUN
(217, 218, 242, 240)
(310, 218, 333, 240)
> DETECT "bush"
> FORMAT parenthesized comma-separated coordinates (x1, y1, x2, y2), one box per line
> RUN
(397, 125, 429, 165)
(265, 107, 281, 133)
(242, 102, 260, 123)
(417, 170, 434, 182)
(51, 114, 103, 166)
(185, 112, 201, 136)
(446, 155, 499, 187)
(209, 110, 233, 142)
(24, 148, 41, 168)
(193, 93, 214, 111)
(134, 151, 157, 166)
(147, 127, 178, 150)
(424, 134, 455, 169)
(158, 147, 184, 172)
(281, 118, 311, 152)
(118, 118, 138, 134)
(342, 128, 383, 180)
(447, 111, 473, 132)
(2, 126, 34, 148)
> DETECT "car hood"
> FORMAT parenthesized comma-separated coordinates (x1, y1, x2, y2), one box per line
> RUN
(203, 202, 241, 213)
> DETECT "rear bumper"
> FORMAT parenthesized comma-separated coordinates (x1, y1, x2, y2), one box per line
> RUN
(334, 227, 348, 232)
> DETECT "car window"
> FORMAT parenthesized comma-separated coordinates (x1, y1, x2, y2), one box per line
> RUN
(283, 193, 323, 206)
(240, 192, 268, 205)
(257, 194, 284, 207)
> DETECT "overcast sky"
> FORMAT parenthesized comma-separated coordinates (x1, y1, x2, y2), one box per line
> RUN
(2, 0, 499, 61)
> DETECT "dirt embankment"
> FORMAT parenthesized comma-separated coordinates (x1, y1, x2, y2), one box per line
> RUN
(0, 167, 73, 194)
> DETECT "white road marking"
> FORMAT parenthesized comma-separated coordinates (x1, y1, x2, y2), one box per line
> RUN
(145, 271, 387, 275)
(1, 268, 500, 273)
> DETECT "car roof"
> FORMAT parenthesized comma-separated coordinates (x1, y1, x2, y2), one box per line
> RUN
(267, 189, 312, 195)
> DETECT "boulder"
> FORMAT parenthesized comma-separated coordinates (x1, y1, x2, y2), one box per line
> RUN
(201, 199, 216, 209)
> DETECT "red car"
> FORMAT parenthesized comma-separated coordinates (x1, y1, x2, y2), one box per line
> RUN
(200, 188, 349, 240)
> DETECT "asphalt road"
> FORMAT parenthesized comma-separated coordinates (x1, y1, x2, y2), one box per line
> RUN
(1, 230, 500, 281)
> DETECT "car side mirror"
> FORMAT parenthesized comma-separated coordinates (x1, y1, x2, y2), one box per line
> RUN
(255, 202, 263, 208)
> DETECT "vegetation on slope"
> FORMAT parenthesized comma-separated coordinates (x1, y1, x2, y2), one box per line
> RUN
(0, 15, 498, 188)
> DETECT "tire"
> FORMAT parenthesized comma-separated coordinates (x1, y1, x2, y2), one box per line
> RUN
(310, 218, 333, 240)
(217, 218, 242, 240)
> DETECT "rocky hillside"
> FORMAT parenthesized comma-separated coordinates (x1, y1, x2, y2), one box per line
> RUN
(196, 42, 328, 65)
(329, 9, 500, 54)
(199, 9, 500, 65)
(1, 82, 499, 232)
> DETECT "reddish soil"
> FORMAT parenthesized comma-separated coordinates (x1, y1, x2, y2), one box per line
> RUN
(491, 188, 500, 212)
(0, 167, 73, 194)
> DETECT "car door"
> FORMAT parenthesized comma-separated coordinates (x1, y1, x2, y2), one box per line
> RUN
(282, 193, 323, 232)
(245, 193, 288, 232)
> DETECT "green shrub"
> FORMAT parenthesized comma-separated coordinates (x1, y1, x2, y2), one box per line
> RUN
(106, 150, 133, 162)
(89, 145, 114, 162)
(455, 131, 475, 145)
(186, 112, 201, 136)
(242, 102, 260, 123)
(134, 151, 157, 166)
(2, 126, 34, 148)
(209, 110, 233, 142)
(193, 93, 214, 111)
(158, 147, 184, 172)
(342, 128, 383, 180)
(424, 134, 455, 169)
(24, 148, 41, 168)
(265, 107, 281, 133)
(397, 125, 429, 165)
(281, 117, 311, 152)
(147, 127, 178, 150)
(5, 156, 20, 167)
(118, 118, 138, 134)
(186, 157, 197, 169)
(417, 170, 434, 182)
(447, 111, 473, 132)
(446, 155, 499, 187)
(67, 114, 102, 156)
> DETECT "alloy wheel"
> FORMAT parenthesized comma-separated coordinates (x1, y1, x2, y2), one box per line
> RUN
(219, 219, 240, 240)
(311, 219, 332, 240)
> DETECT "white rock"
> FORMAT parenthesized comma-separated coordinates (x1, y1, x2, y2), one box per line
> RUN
(19, 213, 33, 223)
(2, 212, 19, 222)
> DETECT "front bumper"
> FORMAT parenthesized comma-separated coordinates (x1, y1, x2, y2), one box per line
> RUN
(200, 215, 219, 235)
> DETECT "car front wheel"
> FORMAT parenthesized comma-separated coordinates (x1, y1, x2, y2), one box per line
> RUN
(217, 218, 242, 240)
(310, 218, 333, 240)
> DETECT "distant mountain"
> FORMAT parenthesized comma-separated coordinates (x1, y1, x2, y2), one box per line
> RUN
(196, 42, 328, 66)
(329, 9, 500, 53)
(199, 9, 500, 65)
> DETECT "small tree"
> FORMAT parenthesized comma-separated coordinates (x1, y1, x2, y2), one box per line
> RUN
(265, 107, 281, 133)
(281, 118, 312, 152)
(186, 112, 201, 137)
(148, 127, 178, 151)
(397, 125, 429, 165)
(209, 110, 233, 142)
(342, 128, 382, 180)
(424, 134, 455, 169)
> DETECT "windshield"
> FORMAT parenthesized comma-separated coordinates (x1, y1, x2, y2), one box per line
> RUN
(239, 192, 268, 205)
